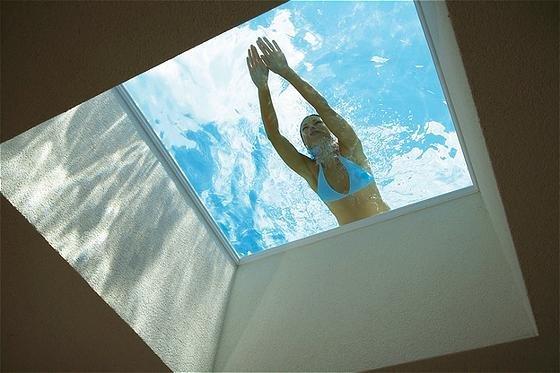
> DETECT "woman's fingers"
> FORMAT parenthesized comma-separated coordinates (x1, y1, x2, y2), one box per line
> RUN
(259, 52, 270, 65)
(246, 55, 253, 71)
(257, 37, 273, 56)
(254, 48, 263, 66)
(248, 44, 268, 71)
(252, 45, 263, 62)
(263, 37, 276, 52)
(250, 45, 257, 64)
(260, 44, 271, 58)
(251, 45, 261, 67)
(256, 40, 267, 57)
(248, 48, 253, 67)
(255, 36, 282, 55)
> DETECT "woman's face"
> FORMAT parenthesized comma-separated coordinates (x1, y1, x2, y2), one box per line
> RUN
(300, 116, 331, 148)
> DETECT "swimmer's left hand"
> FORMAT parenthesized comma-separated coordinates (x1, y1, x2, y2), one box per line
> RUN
(256, 37, 290, 76)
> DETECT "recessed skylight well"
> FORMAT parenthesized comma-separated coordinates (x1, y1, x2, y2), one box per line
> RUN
(1, 2, 540, 371)
(119, 0, 476, 262)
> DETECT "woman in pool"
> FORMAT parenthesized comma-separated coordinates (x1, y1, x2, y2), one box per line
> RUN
(247, 36, 390, 225)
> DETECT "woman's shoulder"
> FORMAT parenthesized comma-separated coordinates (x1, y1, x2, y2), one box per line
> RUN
(296, 155, 318, 189)
(339, 143, 371, 171)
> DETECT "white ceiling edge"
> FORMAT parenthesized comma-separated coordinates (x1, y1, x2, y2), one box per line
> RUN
(414, 0, 538, 335)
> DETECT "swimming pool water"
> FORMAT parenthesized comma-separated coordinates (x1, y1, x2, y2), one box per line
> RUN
(123, 1, 473, 257)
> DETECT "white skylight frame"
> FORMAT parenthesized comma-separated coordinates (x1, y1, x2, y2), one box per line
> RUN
(116, 0, 479, 266)
(116, 84, 241, 264)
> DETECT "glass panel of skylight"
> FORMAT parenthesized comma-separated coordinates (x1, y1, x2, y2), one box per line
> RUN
(122, 0, 473, 258)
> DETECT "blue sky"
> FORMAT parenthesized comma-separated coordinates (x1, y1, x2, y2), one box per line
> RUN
(123, 1, 473, 257)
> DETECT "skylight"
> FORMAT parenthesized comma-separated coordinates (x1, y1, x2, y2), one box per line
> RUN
(121, 0, 473, 259)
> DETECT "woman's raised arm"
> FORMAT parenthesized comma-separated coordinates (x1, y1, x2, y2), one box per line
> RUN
(247, 44, 279, 138)
(247, 43, 312, 177)
(256, 37, 360, 150)
(256, 37, 328, 112)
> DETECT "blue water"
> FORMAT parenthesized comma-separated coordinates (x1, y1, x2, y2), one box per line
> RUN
(123, 1, 473, 257)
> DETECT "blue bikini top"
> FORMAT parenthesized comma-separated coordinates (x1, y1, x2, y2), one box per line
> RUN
(316, 155, 376, 202)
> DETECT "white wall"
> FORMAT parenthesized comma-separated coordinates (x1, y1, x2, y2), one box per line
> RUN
(0, 88, 236, 371)
(214, 192, 537, 371)
(416, 0, 537, 332)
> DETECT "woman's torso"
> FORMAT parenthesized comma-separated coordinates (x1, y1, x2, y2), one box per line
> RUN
(302, 147, 389, 225)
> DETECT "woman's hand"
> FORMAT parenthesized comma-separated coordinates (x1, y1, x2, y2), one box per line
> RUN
(256, 37, 291, 76)
(247, 44, 269, 89)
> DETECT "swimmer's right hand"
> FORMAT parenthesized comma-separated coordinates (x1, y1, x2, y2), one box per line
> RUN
(247, 44, 269, 89)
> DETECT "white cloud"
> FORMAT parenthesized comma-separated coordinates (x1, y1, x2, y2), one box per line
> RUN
(304, 62, 314, 71)
(269, 9, 296, 36)
(303, 31, 323, 50)
(400, 38, 411, 47)
(371, 55, 389, 68)
(412, 120, 446, 140)
(370, 55, 389, 64)
(361, 121, 472, 209)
